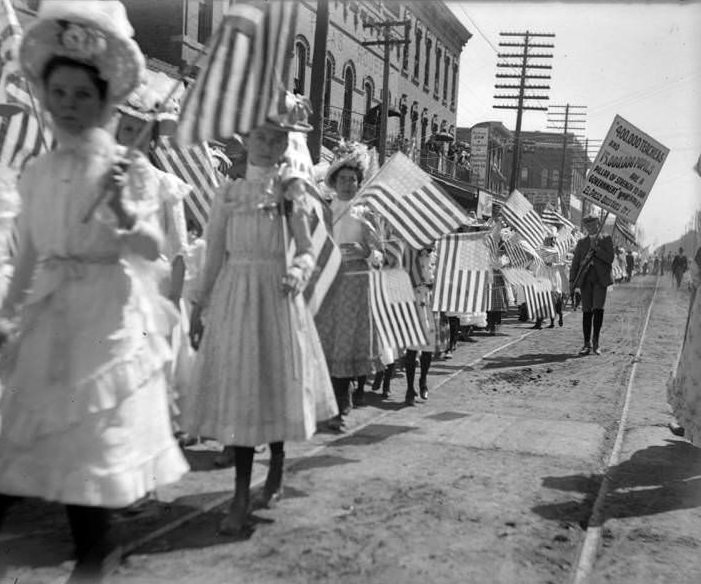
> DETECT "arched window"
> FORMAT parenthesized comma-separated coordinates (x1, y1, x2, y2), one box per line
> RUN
(423, 37, 432, 88)
(294, 36, 310, 95)
(323, 53, 335, 119)
(443, 55, 450, 101)
(420, 108, 429, 146)
(413, 28, 422, 80)
(342, 62, 355, 139)
(431, 114, 438, 135)
(363, 78, 374, 114)
(434, 47, 442, 95)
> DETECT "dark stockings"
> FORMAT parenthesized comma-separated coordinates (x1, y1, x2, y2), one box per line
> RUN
(405, 350, 432, 401)
(592, 309, 604, 347)
(2, 495, 116, 581)
(372, 363, 394, 396)
(582, 310, 593, 345)
(331, 377, 352, 416)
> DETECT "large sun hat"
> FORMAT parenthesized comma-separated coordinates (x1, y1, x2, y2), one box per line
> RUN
(19, 0, 145, 105)
(324, 140, 371, 189)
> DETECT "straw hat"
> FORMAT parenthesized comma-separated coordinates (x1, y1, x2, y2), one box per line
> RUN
(324, 141, 370, 189)
(19, 0, 145, 105)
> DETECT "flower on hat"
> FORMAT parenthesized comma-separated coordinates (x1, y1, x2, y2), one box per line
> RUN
(60, 22, 108, 61)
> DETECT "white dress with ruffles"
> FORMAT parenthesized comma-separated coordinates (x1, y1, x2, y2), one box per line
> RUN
(182, 164, 337, 447)
(0, 129, 188, 508)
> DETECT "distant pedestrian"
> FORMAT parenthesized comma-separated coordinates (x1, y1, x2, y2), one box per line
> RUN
(625, 250, 635, 282)
(671, 247, 688, 289)
(569, 214, 615, 355)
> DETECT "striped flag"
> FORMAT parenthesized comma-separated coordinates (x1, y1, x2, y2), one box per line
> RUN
(152, 137, 220, 233)
(297, 194, 342, 315)
(1, 0, 51, 170)
(503, 235, 538, 269)
(502, 268, 554, 320)
(432, 232, 492, 314)
(554, 225, 574, 259)
(484, 221, 502, 264)
(176, 1, 298, 144)
(613, 217, 636, 247)
(501, 189, 548, 252)
(284, 132, 341, 315)
(542, 204, 575, 230)
(359, 152, 469, 249)
(369, 268, 427, 351)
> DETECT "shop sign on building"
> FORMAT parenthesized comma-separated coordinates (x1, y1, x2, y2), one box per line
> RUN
(470, 126, 489, 187)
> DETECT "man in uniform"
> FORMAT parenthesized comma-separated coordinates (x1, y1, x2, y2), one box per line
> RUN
(570, 214, 615, 355)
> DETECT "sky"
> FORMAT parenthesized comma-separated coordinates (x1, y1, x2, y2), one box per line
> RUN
(446, 0, 701, 248)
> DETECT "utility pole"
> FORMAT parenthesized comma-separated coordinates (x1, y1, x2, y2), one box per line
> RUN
(362, 19, 410, 165)
(493, 31, 554, 193)
(547, 103, 586, 218)
(307, 0, 329, 164)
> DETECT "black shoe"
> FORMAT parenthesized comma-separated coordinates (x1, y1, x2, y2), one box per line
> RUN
(578, 344, 591, 356)
(419, 383, 428, 400)
(592, 344, 602, 355)
(405, 388, 416, 406)
(669, 422, 685, 437)
(352, 389, 365, 407)
(558, 317, 563, 327)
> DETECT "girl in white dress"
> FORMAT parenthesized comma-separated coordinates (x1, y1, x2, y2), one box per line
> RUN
(0, 2, 188, 580)
(184, 95, 337, 536)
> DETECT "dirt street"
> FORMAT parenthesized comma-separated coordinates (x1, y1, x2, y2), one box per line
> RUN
(2, 275, 700, 584)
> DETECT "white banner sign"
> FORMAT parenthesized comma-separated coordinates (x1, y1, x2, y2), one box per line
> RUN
(470, 127, 489, 187)
(580, 115, 669, 221)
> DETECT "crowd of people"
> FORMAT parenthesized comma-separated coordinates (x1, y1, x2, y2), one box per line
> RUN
(0, 3, 698, 583)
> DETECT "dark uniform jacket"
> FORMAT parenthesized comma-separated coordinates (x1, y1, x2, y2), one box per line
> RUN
(570, 235, 615, 289)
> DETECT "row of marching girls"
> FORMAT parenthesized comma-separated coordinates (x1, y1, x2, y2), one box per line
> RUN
(0, 1, 434, 577)
(0, 0, 336, 578)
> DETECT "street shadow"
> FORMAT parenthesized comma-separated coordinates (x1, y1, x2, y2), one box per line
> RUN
(287, 453, 359, 473)
(361, 393, 408, 411)
(332, 423, 418, 447)
(424, 411, 471, 422)
(532, 440, 701, 526)
(481, 352, 577, 370)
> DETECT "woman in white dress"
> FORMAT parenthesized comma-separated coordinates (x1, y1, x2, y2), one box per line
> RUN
(0, 3, 188, 580)
(184, 95, 337, 536)
(667, 246, 701, 445)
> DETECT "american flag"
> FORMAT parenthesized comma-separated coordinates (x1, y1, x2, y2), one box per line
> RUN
(502, 234, 539, 269)
(152, 137, 220, 234)
(502, 268, 554, 320)
(359, 152, 469, 249)
(369, 268, 427, 351)
(554, 225, 574, 260)
(284, 132, 341, 315)
(483, 221, 502, 264)
(542, 204, 575, 230)
(500, 189, 548, 252)
(613, 217, 636, 247)
(176, 1, 298, 144)
(0, 0, 51, 170)
(432, 232, 491, 314)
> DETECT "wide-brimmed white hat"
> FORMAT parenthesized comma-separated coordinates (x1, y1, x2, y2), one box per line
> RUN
(324, 140, 370, 189)
(19, 0, 145, 105)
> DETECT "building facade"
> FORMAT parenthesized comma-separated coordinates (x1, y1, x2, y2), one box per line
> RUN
(118, 1, 470, 158)
(510, 130, 589, 218)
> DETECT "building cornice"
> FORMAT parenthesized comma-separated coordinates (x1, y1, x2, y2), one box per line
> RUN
(398, 0, 471, 55)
